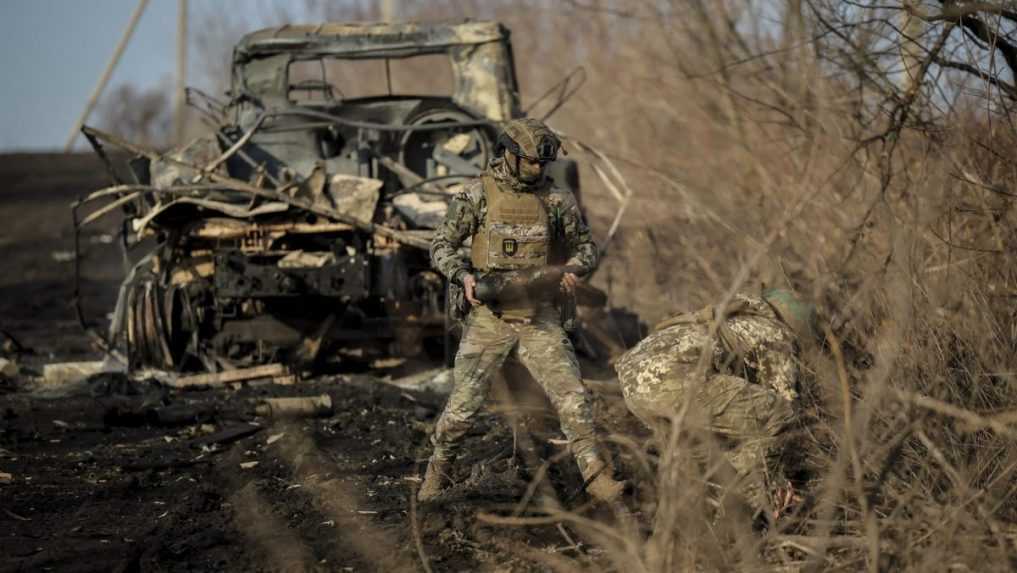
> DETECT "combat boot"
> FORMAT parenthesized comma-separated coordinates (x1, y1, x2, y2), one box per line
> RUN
(586, 472, 625, 503)
(417, 457, 453, 502)
(580, 458, 625, 503)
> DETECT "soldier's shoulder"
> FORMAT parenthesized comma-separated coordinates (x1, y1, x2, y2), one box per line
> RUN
(447, 179, 485, 217)
(730, 295, 794, 341)
(453, 178, 485, 203)
(620, 321, 702, 361)
(734, 294, 770, 313)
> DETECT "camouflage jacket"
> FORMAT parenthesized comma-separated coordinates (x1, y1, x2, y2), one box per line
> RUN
(430, 163, 599, 285)
(616, 294, 800, 403)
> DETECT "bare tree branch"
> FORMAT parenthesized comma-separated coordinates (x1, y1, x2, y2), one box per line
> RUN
(908, 1, 1017, 24)
(934, 57, 1017, 99)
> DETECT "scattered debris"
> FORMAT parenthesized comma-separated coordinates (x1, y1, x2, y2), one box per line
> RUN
(148, 403, 220, 427)
(0, 329, 29, 356)
(119, 458, 211, 473)
(104, 400, 221, 428)
(0, 472, 12, 483)
(196, 424, 217, 436)
(255, 395, 334, 419)
(392, 192, 448, 229)
(385, 368, 454, 395)
(371, 357, 407, 369)
(41, 361, 111, 387)
(168, 364, 289, 389)
(86, 369, 148, 397)
(0, 358, 17, 378)
(271, 374, 298, 386)
(87, 233, 115, 245)
(266, 433, 286, 445)
(3, 508, 29, 521)
(278, 250, 336, 269)
(239, 461, 259, 470)
(50, 250, 76, 262)
(31, 361, 128, 397)
(189, 424, 263, 449)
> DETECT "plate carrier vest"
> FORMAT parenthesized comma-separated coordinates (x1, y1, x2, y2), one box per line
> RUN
(470, 175, 550, 272)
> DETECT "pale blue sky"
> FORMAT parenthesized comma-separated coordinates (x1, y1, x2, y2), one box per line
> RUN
(0, 1, 303, 151)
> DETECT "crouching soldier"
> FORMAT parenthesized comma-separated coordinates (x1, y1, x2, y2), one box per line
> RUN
(615, 289, 817, 520)
(418, 118, 624, 503)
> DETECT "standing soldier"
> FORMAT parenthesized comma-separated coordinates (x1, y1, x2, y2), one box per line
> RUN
(615, 289, 817, 520)
(418, 118, 623, 503)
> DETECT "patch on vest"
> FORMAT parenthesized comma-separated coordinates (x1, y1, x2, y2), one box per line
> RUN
(502, 238, 518, 256)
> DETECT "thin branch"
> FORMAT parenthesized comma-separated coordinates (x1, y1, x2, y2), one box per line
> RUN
(934, 57, 1017, 100)
(909, 2, 1017, 24)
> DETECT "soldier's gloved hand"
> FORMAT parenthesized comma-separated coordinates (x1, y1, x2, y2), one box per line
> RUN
(463, 273, 482, 306)
(560, 272, 579, 295)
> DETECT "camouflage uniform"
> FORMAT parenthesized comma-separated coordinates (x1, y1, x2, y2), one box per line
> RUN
(615, 294, 799, 513)
(422, 123, 616, 499)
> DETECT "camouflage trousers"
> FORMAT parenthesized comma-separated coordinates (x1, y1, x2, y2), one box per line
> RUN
(623, 370, 794, 513)
(430, 305, 605, 478)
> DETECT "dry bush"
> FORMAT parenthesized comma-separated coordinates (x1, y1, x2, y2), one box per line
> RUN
(190, 1, 1017, 569)
(470, 1, 1017, 570)
(547, 1, 1017, 571)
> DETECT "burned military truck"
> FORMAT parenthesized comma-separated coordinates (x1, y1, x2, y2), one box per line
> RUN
(75, 21, 594, 374)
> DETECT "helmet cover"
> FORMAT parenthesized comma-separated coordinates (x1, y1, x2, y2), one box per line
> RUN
(762, 288, 819, 342)
(497, 118, 562, 164)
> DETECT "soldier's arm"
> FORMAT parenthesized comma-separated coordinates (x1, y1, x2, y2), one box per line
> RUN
(429, 185, 481, 284)
(558, 192, 599, 277)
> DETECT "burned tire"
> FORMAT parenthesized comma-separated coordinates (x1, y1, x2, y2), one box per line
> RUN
(125, 279, 188, 371)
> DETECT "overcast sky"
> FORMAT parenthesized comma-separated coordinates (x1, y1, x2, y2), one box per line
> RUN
(0, 1, 301, 152)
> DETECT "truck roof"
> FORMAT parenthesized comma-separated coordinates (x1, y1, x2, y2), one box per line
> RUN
(234, 20, 511, 61)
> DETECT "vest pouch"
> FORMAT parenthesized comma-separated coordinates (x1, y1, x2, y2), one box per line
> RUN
(481, 224, 550, 271)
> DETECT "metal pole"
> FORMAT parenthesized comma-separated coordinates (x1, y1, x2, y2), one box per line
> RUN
(64, 0, 150, 152)
(381, 0, 396, 22)
(175, 0, 188, 144)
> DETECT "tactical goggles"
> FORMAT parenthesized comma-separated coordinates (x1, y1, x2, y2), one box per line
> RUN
(498, 132, 560, 164)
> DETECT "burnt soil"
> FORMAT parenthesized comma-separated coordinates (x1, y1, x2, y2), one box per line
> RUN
(0, 153, 649, 573)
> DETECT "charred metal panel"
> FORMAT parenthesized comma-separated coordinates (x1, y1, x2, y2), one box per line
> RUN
(234, 22, 509, 60)
(213, 252, 369, 299)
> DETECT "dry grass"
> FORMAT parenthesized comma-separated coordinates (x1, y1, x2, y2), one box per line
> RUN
(486, 2, 1017, 570)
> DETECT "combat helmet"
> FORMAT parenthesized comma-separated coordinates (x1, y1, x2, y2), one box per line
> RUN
(496, 118, 563, 167)
(762, 288, 819, 342)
